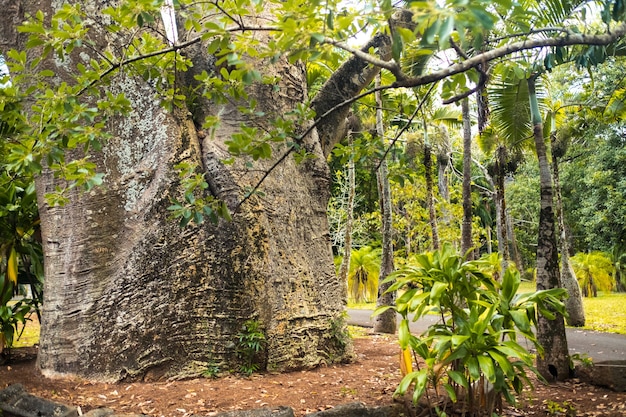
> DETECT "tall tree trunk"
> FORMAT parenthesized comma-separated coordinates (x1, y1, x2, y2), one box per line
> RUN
(461, 98, 473, 258)
(506, 209, 525, 272)
(9, 1, 391, 381)
(436, 126, 451, 203)
(337, 143, 356, 304)
(528, 76, 569, 382)
(373, 75, 396, 334)
(495, 145, 510, 271)
(424, 142, 440, 251)
(551, 145, 585, 326)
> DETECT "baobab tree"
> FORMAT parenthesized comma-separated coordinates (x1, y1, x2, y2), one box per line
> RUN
(3, 0, 626, 381)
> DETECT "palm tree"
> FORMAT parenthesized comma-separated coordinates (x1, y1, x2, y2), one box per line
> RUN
(346, 246, 381, 303)
(373, 74, 396, 333)
(461, 97, 473, 257)
(548, 110, 585, 325)
(528, 74, 570, 381)
(482, 74, 532, 271)
(570, 252, 615, 297)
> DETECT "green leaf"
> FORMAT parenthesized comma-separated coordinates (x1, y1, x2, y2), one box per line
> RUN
(423, 19, 441, 45)
(310, 33, 325, 46)
(398, 319, 411, 349)
(429, 281, 448, 303)
(443, 383, 457, 402)
(477, 355, 496, 382)
(396, 371, 418, 395)
(326, 10, 334, 30)
(391, 30, 403, 62)
(438, 16, 454, 48)
(467, 356, 480, 380)
(448, 370, 468, 389)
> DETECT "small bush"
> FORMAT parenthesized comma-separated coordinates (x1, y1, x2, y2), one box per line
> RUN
(376, 244, 567, 416)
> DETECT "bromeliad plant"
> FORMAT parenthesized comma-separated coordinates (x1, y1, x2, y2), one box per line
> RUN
(376, 244, 567, 416)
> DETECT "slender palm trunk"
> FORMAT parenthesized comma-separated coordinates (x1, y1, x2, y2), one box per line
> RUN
(551, 145, 585, 326)
(461, 98, 473, 258)
(506, 210, 525, 272)
(373, 75, 396, 334)
(424, 143, 440, 250)
(437, 127, 451, 203)
(528, 76, 569, 381)
(338, 148, 355, 304)
(495, 145, 510, 270)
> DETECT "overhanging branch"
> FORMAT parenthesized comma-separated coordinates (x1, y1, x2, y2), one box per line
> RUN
(393, 23, 626, 88)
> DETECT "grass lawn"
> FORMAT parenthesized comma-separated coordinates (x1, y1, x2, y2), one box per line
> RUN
(12, 312, 40, 348)
(581, 292, 626, 335)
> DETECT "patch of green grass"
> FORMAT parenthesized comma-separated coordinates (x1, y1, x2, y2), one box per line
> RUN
(580, 292, 626, 335)
(518, 281, 626, 334)
(10, 313, 40, 348)
(518, 280, 536, 293)
(347, 302, 376, 310)
(347, 325, 369, 338)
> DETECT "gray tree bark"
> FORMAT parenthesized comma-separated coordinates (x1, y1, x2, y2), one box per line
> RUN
(373, 76, 396, 334)
(461, 98, 473, 259)
(4, 0, 393, 381)
(528, 76, 570, 382)
(337, 152, 355, 305)
(495, 145, 510, 269)
(551, 142, 585, 327)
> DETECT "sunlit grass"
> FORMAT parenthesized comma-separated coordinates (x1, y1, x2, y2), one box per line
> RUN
(348, 302, 376, 310)
(580, 292, 626, 335)
(11, 312, 40, 348)
(348, 325, 369, 338)
(518, 281, 626, 334)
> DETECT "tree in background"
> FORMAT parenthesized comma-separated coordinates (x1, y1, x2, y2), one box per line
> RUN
(571, 252, 615, 297)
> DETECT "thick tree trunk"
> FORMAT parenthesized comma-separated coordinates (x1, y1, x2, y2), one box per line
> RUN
(461, 98, 473, 258)
(551, 149, 585, 326)
(373, 77, 396, 334)
(9, 0, 375, 381)
(528, 76, 569, 382)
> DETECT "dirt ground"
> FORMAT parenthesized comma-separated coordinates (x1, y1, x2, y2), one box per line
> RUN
(1, 332, 625, 417)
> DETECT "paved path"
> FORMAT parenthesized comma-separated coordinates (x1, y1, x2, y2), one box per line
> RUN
(347, 309, 626, 363)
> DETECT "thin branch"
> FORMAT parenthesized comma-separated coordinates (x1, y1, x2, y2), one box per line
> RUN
(487, 27, 574, 45)
(442, 69, 488, 105)
(234, 145, 296, 212)
(375, 82, 438, 171)
(323, 38, 405, 80)
(77, 36, 203, 96)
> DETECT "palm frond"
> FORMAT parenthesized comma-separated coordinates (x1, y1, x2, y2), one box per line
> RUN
(538, 0, 589, 27)
(488, 73, 547, 152)
(476, 124, 499, 155)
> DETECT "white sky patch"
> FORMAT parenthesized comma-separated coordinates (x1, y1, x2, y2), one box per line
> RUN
(0, 54, 12, 89)
(160, 0, 179, 46)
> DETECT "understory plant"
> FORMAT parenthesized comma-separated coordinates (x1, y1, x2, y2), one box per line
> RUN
(0, 174, 42, 354)
(0, 280, 30, 354)
(236, 319, 266, 376)
(376, 244, 567, 416)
